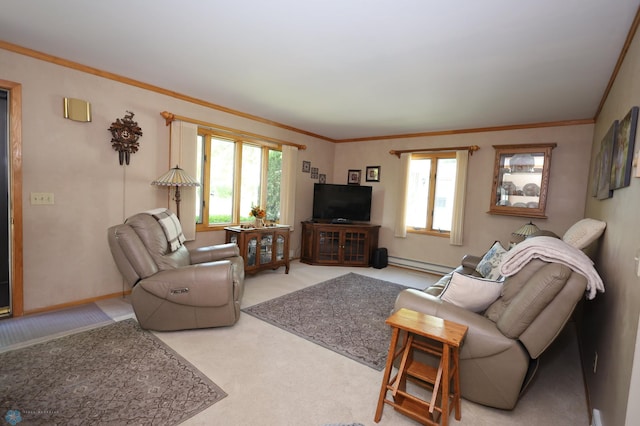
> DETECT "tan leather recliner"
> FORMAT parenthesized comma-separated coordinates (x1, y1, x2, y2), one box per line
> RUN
(108, 212, 245, 331)
(394, 255, 587, 410)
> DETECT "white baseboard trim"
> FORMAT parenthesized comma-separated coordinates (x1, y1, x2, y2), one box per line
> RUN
(388, 256, 451, 275)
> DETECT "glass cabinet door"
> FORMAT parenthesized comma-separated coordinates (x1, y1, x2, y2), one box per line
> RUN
(246, 236, 258, 267)
(275, 234, 285, 261)
(343, 231, 367, 264)
(260, 234, 273, 265)
(318, 230, 341, 262)
(489, 143, 556, 218)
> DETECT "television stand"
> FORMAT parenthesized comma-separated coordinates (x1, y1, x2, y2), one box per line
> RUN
(300, 221, 380, 267)
(331, 218, 352, 224)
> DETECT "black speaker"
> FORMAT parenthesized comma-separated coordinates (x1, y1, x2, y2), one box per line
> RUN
(372, 248, 388, 269)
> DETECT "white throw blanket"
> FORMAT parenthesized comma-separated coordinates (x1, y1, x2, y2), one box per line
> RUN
(145, 208, 185, 252)
(500, 236, 604, 300)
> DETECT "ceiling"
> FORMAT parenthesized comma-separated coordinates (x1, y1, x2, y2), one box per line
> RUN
(1, 1, 639, 140)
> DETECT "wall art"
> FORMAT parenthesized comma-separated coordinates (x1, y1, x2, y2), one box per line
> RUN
(348, 169, 361, 185)
(596, 120, 618, 200)
(610, 106, 638, 189)
(366, 166, 381, 182)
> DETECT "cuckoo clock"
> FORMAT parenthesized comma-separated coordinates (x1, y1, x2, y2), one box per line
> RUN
(108, 111, 143, 165)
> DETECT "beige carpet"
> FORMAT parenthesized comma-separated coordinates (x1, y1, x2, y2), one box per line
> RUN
(153, 261, 589, 426)
(1, 261, 590, 425)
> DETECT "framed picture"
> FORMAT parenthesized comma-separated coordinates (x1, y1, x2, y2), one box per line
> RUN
(310, 167, 318, 179)
(302, 160, 311, 173)
(366, 166, 381, 182)
(597, 120, 618, 200)
(610, 106, 638, 189)
(319, 174, 326, 183)
(347, 169, 361, 185)
(591, 150, 601, 197)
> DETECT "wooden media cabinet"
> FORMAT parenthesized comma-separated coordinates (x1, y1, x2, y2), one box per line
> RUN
(300, 221, 380, 267)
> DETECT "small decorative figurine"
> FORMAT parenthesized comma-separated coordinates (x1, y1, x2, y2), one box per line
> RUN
(108, 111, 143, 165)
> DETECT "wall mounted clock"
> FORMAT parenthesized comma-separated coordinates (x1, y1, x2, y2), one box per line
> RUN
(108, 111, 143, 165)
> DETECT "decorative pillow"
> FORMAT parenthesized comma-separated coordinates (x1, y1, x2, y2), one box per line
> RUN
(441, 272, 503, 313)
(475, 241, 508, 280)
(562, 218, 606, 250)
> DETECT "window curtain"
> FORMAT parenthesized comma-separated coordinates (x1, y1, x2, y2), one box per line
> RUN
(394, 152, 411, 238)
(279, 145, 298, 230)
(169, 121, 198, 240)
(449, 150, 469, 246)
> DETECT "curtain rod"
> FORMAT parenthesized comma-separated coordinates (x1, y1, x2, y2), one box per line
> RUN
(389, 145, 480, 158)
(160, 111, 307, 150)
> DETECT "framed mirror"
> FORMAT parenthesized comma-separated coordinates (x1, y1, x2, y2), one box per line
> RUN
(489, 143, 556, 218)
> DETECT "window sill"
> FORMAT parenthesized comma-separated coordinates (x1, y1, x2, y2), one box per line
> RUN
(406, 229, 450, 238)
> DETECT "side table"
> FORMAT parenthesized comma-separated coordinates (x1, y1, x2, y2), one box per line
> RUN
(375, 308, 468, 426)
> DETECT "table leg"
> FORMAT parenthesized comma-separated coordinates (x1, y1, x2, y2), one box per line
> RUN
(375, 326, 400, 422)
(441, 344, 450, 426)
(453, 347, 461, 420)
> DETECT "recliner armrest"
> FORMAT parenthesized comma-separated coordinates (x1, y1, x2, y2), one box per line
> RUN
(137, 261, 235, 307)
(190, 243, 240, 264)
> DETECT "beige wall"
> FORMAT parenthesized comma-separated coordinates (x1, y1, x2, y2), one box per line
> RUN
(0, 48, 334, 311)
(582, 23, 640, 426)
(0, 46, 595, 303)
(333, 125, 594, 269)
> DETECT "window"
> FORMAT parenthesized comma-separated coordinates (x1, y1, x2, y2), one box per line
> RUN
(405, 153, 457, 235)
(196, 129, 282, 229)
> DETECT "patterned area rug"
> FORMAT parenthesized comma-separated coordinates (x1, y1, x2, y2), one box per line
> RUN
(0, 319, 226, 425)
(243, 272, 407, 370)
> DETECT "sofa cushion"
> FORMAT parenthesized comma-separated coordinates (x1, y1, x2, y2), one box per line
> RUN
(441, 272, 503, 313)
(475, 241, 508, 280)
(496, 263, 571, 339)
(562, 218, 606, 249)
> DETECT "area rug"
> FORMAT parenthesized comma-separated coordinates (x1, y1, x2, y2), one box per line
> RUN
(0, 319, 226, 425)
(243, 272, 408, 370)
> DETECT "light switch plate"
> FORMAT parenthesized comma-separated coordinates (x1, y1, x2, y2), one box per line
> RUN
(30, 192, 54, 205)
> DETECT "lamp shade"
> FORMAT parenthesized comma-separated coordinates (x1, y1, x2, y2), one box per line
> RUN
(512, 221, 540, 238)
(151, 165, 199, 187)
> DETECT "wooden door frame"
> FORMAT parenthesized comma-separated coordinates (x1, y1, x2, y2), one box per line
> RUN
(1, 79, 23, 317)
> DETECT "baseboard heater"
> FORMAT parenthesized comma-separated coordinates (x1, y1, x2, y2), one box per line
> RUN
(387, 256, 452, 276)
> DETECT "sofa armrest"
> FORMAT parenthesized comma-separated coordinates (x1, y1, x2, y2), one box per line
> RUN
(136, 261, 234, 307)
(394, 289, 516, 359)
(461, 254, 482, 270)
(189, 243, 240, 264)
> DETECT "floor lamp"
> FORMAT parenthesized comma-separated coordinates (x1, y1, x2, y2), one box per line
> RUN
(151, 165, 200, 221)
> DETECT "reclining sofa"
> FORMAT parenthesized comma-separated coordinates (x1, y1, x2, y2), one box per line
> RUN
(394, 238, 590, 409)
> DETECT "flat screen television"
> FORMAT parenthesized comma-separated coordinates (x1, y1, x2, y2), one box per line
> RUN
(312, 183, 372, 223)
